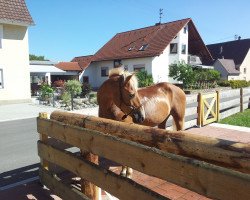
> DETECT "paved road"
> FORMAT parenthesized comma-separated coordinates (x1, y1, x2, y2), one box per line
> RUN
(0, 118, 39, 174)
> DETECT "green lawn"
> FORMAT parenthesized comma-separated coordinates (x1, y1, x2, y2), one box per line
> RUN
(219, 109, 250, 127)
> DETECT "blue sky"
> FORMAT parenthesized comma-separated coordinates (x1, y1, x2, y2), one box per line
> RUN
(26, 0, 250, 62)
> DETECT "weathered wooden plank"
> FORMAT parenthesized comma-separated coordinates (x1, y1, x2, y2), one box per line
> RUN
(243, 96, 250, 103)
(220, 89, 240, 99)
(38, 117, 250, 174)
(186, 94, 198, 104)
(38, 141, 168, 200)
(38, 141, 250, 200)
(243, 103, 249, 110)
(220, 98, 240, 110)
(39, 168, 90, 200)
(220, 106, 241, 119)
(185, 107, 197, 116)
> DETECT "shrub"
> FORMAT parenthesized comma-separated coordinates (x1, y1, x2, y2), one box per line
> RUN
(61, 91, 71, 105)
(217, 80, 231, 87)
(65, 80, 82, 96)
(40, 84, 53, 100)
(136, 70, 154, 88)
(169, 63, 196, 89)
(52, 80, 65, 87)
(229, 80, 250, 89)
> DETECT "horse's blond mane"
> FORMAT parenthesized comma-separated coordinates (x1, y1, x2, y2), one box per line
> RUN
(109, 68, 138, 89)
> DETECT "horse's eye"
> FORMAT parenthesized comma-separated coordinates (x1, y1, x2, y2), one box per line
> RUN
(129, 93, 135, 99)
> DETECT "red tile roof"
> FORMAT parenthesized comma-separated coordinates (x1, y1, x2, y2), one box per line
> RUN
(72, 18, 212, 69)
(0, 0, 34, 25)
(94, 18, 212, 63)
(71, 55, 95, 70)
(56, 62, 82, 71)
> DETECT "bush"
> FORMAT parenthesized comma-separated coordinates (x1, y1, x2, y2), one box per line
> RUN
(136, 70, 154, 88)
(65, 80, 82, 96)
(52, 80, 65, 87)
(217, 80, 231, 87)
(229, 80, 250, 89)
(61, 91, 71, 105)
(40, 84, 53, 100)
(169, 63, 196, 89)
(81, 83, 92, 97)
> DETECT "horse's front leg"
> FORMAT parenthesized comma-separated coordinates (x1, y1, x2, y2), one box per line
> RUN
(120, 166, 133, 178)
(111, 106, 134, 178)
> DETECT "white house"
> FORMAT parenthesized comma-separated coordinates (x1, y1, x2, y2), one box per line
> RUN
(0, 0, 34, 104)
(73, 18, 213, 89)
(207, 39, 250, 81)
(213, 59, 240, 80)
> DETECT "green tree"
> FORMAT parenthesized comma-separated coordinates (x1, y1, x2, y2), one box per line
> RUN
(29, 54, 48, 61)
(169, 63, 196, 89)
(136, 70, 154, 87)
(65, 80, 82, 96)
(64, 80, 82, 110)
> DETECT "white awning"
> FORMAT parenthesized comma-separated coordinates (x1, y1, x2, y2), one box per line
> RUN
(29, 64, 66, 73)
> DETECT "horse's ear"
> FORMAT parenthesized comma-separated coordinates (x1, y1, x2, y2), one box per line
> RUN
(123, 74, 135, 86)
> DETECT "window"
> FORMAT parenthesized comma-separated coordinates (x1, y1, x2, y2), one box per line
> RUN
(0, 69, 3, 89)
(183, 26, 188, 34)
(139, 44, 148, 51)
(83, 76, 89, 83)
(170, 43, 177, 54)
(244, 68, 246, 74)
(181, 44, 186, 54)
(0, 25, 3, 49)
(101, 67, 109, 77)
(133, 64, 145, 72)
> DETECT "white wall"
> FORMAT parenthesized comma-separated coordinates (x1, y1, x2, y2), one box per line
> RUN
(0, 24, 31, 103)
(239, 49, 250, 81)
(152, 25, 189, 83)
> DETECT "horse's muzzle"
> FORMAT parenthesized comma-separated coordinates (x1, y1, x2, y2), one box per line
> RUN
(132, 110, 145, 123)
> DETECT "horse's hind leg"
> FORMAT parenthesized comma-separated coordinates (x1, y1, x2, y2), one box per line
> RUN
(172, 112, 185, 131)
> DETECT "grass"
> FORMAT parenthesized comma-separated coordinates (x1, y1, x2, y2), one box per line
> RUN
(219, 109, 250, 128)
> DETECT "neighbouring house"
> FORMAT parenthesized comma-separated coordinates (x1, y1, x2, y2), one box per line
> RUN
(29, 60, 66, 95)
(207, 39, 250, 81)
(213, 59, 240, 80)
(71, 55, 95, 83)
(55, 62, 83, 82)
(0, 0, 34, 104)
(73, 18, 213, 89)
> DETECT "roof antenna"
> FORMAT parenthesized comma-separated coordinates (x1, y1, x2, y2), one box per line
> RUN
(159, 8, 163, 23)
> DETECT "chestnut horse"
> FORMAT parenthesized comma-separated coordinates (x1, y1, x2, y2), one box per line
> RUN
(97, 68, 186, 177)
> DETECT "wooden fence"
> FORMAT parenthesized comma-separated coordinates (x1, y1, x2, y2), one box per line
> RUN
(37, 111, 250, 200)
(166, 87, 250, 129)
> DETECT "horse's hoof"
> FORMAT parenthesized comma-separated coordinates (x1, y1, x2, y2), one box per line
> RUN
(120, 172, 126, 177)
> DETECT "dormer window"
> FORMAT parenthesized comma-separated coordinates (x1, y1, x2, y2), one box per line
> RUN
(128, 46, 134, 51)
(139, 44, 148, 51)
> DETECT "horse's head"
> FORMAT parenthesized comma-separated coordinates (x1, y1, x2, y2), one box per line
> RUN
(119, 72, 145, 123)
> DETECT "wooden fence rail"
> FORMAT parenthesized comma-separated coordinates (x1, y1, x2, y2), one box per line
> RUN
(37, 111, 250, 200)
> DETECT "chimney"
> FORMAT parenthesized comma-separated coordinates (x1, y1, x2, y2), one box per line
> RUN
(238, 36, 241, 40)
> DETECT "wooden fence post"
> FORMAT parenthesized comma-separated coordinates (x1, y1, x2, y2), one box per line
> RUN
(216, 90, 220, 122)
(197, 93, 202, 127)
(240, 88, 243, 112)
(38, 112, 49, 170)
